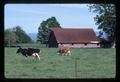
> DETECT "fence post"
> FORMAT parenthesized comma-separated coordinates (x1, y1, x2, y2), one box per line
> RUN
(75, 58, 77, 78)
(75, 58, 80, 78)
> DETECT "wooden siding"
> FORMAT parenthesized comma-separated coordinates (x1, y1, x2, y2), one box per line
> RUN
(48, 31, 58, 48)
(58, 43, 100, 48)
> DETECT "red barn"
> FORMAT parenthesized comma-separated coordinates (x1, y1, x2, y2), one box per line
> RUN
(48, 28, 100, 48)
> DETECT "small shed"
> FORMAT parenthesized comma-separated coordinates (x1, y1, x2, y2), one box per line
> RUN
(48, 28, 100, 48)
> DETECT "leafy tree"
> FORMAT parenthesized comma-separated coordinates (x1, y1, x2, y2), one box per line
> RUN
(5, 26, 33, 46)
(37, 17, 61, 44)
(13, 26, 33, 43)
(88, 4, 116, 48)
(4, 28, 18, 46)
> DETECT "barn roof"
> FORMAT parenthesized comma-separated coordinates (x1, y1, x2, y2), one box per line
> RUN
(49, 28, 100, 43)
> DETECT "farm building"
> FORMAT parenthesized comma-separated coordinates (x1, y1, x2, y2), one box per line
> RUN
(48, 28, 100, 48)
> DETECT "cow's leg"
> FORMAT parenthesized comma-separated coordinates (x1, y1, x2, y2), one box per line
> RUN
(31, 53, 36, 61)
(24, 56, 28, 60)
(35, 53, 40, 60)
(61, 53, 65, 56)
(23, 54, 28, 60)
(60, 53, 63, 56)
(32, 53, 40, 60)
(68, 50, 71, 56)
(22, 54, 28, 59)
(25, 55, 28, 57)
(57, 52, 60, 55)
(61, 53, 64, 56)
(65, 53, 67, 56)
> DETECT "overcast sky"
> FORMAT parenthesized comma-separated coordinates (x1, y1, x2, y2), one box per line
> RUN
(4, 4, 99, 33)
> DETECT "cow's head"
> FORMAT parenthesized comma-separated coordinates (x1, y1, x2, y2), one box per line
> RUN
(16, 47, 22, 54)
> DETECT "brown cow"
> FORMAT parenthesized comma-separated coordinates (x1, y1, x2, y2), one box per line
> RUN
(57, 47, 71, 56)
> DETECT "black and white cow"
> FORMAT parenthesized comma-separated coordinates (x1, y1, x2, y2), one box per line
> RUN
(16, 47, 41, 60)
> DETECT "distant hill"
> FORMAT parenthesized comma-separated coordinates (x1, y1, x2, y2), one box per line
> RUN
(28, 33, 37, 42)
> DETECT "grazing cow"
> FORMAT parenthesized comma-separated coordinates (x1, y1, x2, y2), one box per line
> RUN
(16, 47, 41, 60)
(57, 47, 71, 56)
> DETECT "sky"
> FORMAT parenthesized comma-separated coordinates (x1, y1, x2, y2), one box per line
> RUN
(4, 4, 99, 34)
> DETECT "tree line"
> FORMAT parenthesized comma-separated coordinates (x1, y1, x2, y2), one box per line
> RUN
(5, 4, 116, 48)
(4, 17, 61, 47)
(5, 26, 33, 46)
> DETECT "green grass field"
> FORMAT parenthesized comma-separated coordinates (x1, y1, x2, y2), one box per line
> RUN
(5, 47, 116, 79)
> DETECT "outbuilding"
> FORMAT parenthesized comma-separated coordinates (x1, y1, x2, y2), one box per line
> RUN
(48, 28, 100, 48)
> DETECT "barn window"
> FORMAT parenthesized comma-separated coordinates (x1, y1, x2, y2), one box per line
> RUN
(84, 43, 87, 46)
(61, 43, 63, 45)
(72, 43, 74, 45)
(97, 43, 99, 45)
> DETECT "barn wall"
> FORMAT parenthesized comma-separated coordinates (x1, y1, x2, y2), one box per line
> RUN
(83, 44, 100, 48)
(58, 43, 100, 48)
(48, 31, 58, 48)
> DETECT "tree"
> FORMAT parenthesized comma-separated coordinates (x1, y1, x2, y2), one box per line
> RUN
(88, 4, 116, 48)
(13, 26, 33, 43)
(5, 26, 33, 46)
(4, 28, 18, 46)
(37, 17, 61, 44)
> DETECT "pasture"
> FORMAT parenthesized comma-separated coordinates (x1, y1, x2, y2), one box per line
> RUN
(5, 47, 116, 79)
